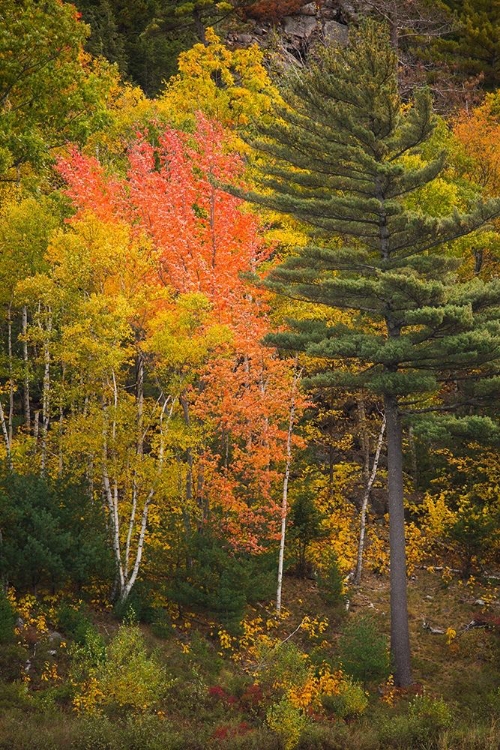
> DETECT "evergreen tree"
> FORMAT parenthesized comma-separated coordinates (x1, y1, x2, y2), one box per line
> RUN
(73, 0, 128, 76)
(73, 0, 254, 95)
(240, 22, 500, 686)
(435, 0, 500, 90)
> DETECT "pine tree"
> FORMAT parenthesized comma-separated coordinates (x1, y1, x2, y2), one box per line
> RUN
(73, 0, 128, 76)
(435, 0, 500, 90)
(240, 21, 500, 686)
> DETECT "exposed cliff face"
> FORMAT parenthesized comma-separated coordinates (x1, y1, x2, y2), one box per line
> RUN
(226, 1, 353, 62)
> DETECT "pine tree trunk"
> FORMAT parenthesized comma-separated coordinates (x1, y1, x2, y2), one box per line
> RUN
(384, 392, 412, 687)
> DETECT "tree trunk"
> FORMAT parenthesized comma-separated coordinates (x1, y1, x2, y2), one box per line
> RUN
(136, 352, 144, 456)
(40, 308, 52, 474)
(7, 303, 14, 449)
(384, 392, 412, 687)
(193, 8, 206, 43)
(180, 394, 195, 525)
(0, 400, 12, 470)
(354, 414, 386, 586)
(276, 367, 300, 613)
(358, 397, 370, 490)
(22, 306, 30, 431)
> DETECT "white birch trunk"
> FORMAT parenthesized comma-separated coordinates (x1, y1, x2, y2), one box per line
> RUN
(104, 389, 177, 605)
(7, 303, 14, 448)
(0, 400, 12, 470)
(276, 367, 301, 613)
(102, 449, 125, 594)
(22, 306, 30, 431)
(40, 308, 52, 474)
(354, 415, 386, 585)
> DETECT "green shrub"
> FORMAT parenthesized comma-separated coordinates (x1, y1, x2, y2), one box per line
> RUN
(168, 532, 274, 635)
(70, 626, 106, 682)
(378, 694, 452, 748)
(71, 623, 170, 716)
(112, 583, 161, 624)
(338, 614, 390, 684)
(409, 693, 452, 736)
(31, 682, 73, 712)
(316, 554, 346, 609)
(99, 623, 170, 715)
(0, 709, 76, 749)
(71, 714, 115, 750)
(266, 697, 308, 750)
(213, 727, 280, 749)
(0, 473, 112, 592)
(289, 488, 323, 577)
(296, 722, 350, 749)
(0, 643, 27, 682)
(112, 714, 181, 750)
(321, 677, 368, 719)
(188, 631, 224, 678)
(0, 682, 29, 710)
(56, 602, 93, 645)
(150, 609, 174, 639)
(254, 641, 309, 697)
(0, 589, 16, 644)
(447, 496, 500, 577)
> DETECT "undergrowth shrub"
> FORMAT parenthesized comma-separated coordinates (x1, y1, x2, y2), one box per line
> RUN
(97, 623, 170, 715)
(0, 473, 112, 592)
(0, 682, 29, 710)
(378, 694, 452, 748)
(168, 533, 273, 635)
(149, 608, 174, 639)
(71, 622, 170, 716)
(56, 601, 93, 645)
(295, 721, 379, 750)
(338, 613, 390, 684)
(0, 589, 16, 644)
(316, 554, 347, 609)
(266, 696, 308, 750)
(320, 676, 368, 719)
(0, 643, 27, 682)
(254, 641, 309, 696)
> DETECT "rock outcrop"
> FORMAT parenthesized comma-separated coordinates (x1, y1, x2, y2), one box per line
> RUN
(227, 1, 351, 62)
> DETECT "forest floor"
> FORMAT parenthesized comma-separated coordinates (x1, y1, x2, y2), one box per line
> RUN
(0, 568, 499, 749)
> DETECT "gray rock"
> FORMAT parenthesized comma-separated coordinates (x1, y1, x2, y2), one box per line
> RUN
(283, 15, 318, 39)
(235, 33, 254, 45)
(48, 630, 64, 645)
(299, 3, 317, 15)
(323, 20, 348, 45)
(340, 0, 358, 19)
